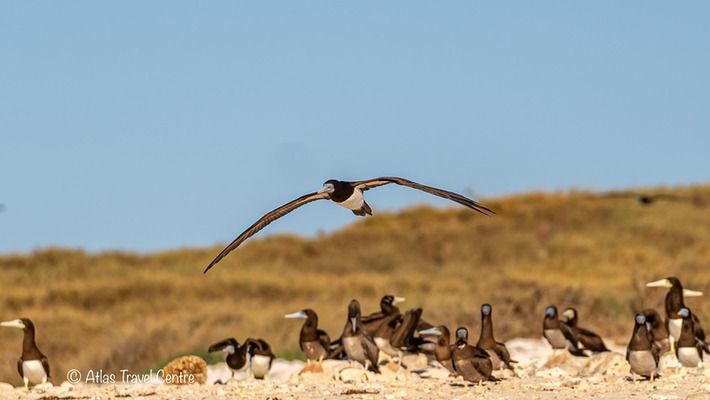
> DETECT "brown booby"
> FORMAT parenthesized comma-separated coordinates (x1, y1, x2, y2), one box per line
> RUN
(626, 313, 660, 381)
(561, 308, 609, 353)
(451, 327, 494, 383)
(676, 307, 707, 367)
(1, 319, 50, 389)
(646, 277, 704, 351)
(208, 338, 251, 377)
(341, 299, 380, 372)
(203, 177, 493, 272)
(285, 309, 333, 362)
(542, 306, 586, 357)
(371, 312, 405, 361)
(418, 325, 457, 375)
(641, 308, 670, 354)
(361, 295, 404, 333)
(247, 338, 275, 379)
(476, 304, 516, 370)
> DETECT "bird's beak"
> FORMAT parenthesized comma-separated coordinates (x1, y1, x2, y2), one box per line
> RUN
(646, 279, 672, 288)
(562, 309, 575, 321)
(392, 297, 406, 305)
(418, 327, 442, 336)
(0, 319, 25, 329)
(683, 289, 703, 297)
(350, 317, 357, 332)
(318, 184, 334, 194)
(284, 311, 308, 319)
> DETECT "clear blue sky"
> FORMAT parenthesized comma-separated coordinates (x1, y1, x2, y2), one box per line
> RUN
(1, 2, 708, 254)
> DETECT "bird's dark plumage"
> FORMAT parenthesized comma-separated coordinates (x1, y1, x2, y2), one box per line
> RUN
(341, 299, 380, 372)
(1, 318, 50, 388)
(542, 306, 587, 357)
(203, 177, 493, 272)
(285, 309, 334, 361)
(476, 304, 516, 370)
(452, 327, 494, 383)
(562, 308, 609, 352)
(626, 314, 660, 380)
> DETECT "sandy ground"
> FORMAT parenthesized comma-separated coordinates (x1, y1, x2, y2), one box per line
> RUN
(1, 338, 708, 399)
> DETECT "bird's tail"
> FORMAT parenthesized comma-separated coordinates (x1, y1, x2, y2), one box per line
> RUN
(351, 201, 373, 216)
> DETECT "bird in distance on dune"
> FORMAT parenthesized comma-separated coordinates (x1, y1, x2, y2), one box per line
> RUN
(203, 177, 493, 273)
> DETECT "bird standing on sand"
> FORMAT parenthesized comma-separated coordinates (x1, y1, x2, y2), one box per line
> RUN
(675, 307, 707, 367)
(284, 309, 334, 362)
(476, 304, 516, 370)
(208, 338, 252, 378)
(451, 327, 494, 384)
(203, 177, 493, 272)
(626, 314, 660, 382)
(247, 339, 275, 379)
(341, 299, 380, 372)
(561, 308, 609, 353)
(542, 306, 587, 357)
(419, 325, 457, 375)
(1, 319, 50, 389)
(646, 277, 704, 352)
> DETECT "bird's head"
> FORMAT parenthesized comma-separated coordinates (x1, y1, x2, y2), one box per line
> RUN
(634, 314, 646, 326)
(562, 308, 577, 322)
(318, 180, 337, 194)
(481, 303, 492, 316)
(678, 307, 690, 318)
(544, 306, 557, 318)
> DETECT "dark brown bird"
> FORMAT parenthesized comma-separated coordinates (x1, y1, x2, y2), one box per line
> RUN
(361, 295, 405, 335)
(626, 313, 660, 381)
(203, 177, 493, 272)
(561, 308, 609, 352)
(647, 277, 705, 352)
(208, 338, 251, 377)
(542, 306, 587, 356)
(676, 307, 707, 367)
(1, 318, 50, 389)
(641, 308, 670, 354)
(341, 299, 380, 372)
(476, 304, 516, 370)
(247, 338, 275, 379)
(285, 309, 334, 362)
(452, 327, 494, 384)
(419, 325, 457, 375)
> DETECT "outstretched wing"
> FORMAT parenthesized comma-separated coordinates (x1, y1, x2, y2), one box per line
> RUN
(204, 192, 330, 273)
(351, 177, 494, 215)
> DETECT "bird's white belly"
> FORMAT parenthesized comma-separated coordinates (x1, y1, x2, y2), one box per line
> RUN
(677, 347, 702, 367)
(250, 355, 271, 378)
(628, 350, 656, 375)
(338, 190, 365, 211)
(668, 318, 682, 341)
(544, 329, 567, 349)
(22, 360, 47, 384)
(343, 337, 366, 361)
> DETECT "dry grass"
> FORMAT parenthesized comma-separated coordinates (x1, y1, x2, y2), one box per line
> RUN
(0, 185, 709, 384)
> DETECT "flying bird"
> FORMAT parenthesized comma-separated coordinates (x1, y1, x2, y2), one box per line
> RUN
(203, 177, 493, 273)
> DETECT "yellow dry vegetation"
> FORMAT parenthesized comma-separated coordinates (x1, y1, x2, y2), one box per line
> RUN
(0, 185, 708, 384)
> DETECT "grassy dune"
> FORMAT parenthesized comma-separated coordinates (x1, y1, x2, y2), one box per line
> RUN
(0, 185, 709, 384)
